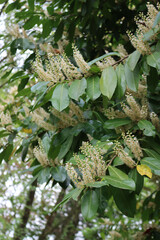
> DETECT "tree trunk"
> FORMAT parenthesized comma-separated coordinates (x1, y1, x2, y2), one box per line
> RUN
(13, 180, 37, 240)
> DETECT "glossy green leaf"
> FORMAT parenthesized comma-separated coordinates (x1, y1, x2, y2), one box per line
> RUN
(103, 176, 135, 191)
(147, 67, 159, 92)
(86, 75, 101, 100)
(53, 188, 83, 212)
(0, 0, 6, 3)
(31, 82, 48, 94)
(54, 20, 64, 42)
(112, 188, 136, 217)
(141, 157, 160, 171)
(28, 0, 34, 11)
(153, 12, 160, 27)
(51, 166, 67, 182)
(147, 52, 160, 68)
(108, 166, 129, 180)
(69, 78, 87, 101)
(125, 63, 140, 91)
(138, 120, 156, 137)
(81, 190, 99, 220)
(51, 84, 69, 111)
(104, 118, 131, 129)
(115, 64, 126, 98)
(129, 168, 144, 195)
(37, 167, 51, 184)
(58, 136, 73, 160)
(128, 50, 141, 71)
(100, 66, 117, 99)
(23, 15, 40, 30)
(0, 144, 13, 163)
(143, 148, 160, 159)
(86, 181, 108, 188)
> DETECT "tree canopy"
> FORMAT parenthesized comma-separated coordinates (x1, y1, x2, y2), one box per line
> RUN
(0, 0, 160, 239)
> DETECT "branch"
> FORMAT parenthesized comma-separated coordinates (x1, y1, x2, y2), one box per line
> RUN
(112, 55, 128, 67)
(0, 0, 8, 15)
(38, 189, 65, 240)
(13, 180, 37, 240)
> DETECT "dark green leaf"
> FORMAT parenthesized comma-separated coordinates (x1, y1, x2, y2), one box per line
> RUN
(51, 166, 67, 182)
(104, 118, 131, 129)
(100, 66, 117, 99)
(58, 136, 73, 160)
(147, 52, 160, 68)
(129, 168, 144, 195)
(81, 190, 99, 220)
(54, 20, 64, 42)
(147, 67, 159, 92)
(23, 15, 40, 30)
(86, 181, 108, 188)
(112, 188, 136, 217)
(37, 167, 51, 184)
(28, 0, 34, 11)
(16, 87, 31, 97)
(141, 157, 160, 171)
(103, 176, 135, 191)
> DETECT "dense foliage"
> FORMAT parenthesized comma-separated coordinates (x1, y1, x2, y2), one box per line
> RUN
(0, 0, 160, 239)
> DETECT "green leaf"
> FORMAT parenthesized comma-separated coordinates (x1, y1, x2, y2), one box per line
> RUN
(125, 63, 140, 91)
(147, 52, 160, 68)
(104, 118, 131, 129)
(53, 188, 83, 212)
(112, 188, 136, 217)
(86, 76, 101, 100)
(51, 84, 69, 111)
(108, 166, 129, 180)
(37, 167, 51, 184)
(81, 190, 99, 220)
(69, 78, 87, 101)
(138, 120, 156, 137)
(5, 1, 18, 13)
(143, 148, 160, 159)
(28, 0, 34, 11)
(86, 181, 108, 188)
(51, 166, 67, 182)
(42, 19, 54, 38)
(147, 67, 159, 92)
(31, 82, 48, 94)
(129, 168, 144, 195)
(100, 66, 117, 99)
(58, 136, 73, 160)
(0, 0, 6, 4)
(103, 176, 135, 191)
(153, 12, 160, 28)
(113, 157, 124, 166)
(16, 87, 31, 97)
(141, 157, 160, 171)
(115, 64, 126, 98)
(88, 52, 120, 66)
(23, 15, 40, 30)
(54, 20, 64, 42)
(0, 144, 13, 163)
(127, 50, 141, 71)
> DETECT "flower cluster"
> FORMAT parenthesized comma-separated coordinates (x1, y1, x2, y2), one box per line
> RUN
(122, 132, 143, 161)
(66, 142, 106, 188)
(150, 112, 160, 132)
(96, 51, 116, 70)
(0, 111, 12, 131)
(127, 3, 160, 54)
(33, 139, 51, 167)
(122, 94, 148, 121)
(33, 45, 91, 86)
(50, 101, 85, 129)
(114, 142, 136, 168)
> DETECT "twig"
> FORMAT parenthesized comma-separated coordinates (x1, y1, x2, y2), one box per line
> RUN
(112, 55, 128, 67)
(107, 154, 117, 168)
(0, 0, 8, 15)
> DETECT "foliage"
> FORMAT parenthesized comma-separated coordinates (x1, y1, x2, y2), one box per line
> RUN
(0, 1, 160, 239)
